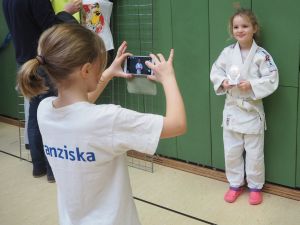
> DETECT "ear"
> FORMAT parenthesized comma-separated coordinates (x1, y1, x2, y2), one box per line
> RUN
(80, 62, 92, 79)
(253, 24, 258, 33)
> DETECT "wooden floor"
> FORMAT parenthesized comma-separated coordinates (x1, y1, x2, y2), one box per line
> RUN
(1, 122, 300, 225)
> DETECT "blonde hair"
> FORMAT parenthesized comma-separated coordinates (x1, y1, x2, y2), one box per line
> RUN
(18, 23, 107, 98)
(228, 8, 260, 41)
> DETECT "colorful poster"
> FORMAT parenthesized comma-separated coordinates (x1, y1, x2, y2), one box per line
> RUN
(82, 0, 114, 51)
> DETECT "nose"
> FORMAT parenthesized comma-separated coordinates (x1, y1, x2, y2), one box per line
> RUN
(236, 27, 242, 32)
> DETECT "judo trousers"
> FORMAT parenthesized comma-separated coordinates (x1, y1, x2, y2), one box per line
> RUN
(223, 129, 265, 189)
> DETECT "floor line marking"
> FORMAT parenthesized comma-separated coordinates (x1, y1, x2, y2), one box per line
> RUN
(134, 196, 217, 225)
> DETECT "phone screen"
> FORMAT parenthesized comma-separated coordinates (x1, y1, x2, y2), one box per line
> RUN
(125, 56, 152, 76)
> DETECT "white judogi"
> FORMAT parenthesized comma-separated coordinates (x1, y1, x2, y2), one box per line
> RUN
(210, 40, 279, 189)
(135, 62, 143, 75)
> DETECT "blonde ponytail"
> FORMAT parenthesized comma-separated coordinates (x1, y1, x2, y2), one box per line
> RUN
(17, 24, 107, 98)
(17, 58, 48, 99)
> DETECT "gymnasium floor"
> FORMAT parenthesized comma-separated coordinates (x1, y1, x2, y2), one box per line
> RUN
(0, 122, 300, 225)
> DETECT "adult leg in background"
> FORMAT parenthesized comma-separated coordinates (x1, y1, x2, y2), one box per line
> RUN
(28, 67, 56, 181)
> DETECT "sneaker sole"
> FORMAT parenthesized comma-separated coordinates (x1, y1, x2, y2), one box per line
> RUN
(47, 180, 56, 183)
(33, 173, 47, 178)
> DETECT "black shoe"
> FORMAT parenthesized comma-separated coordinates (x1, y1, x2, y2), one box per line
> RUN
(47, 174, 56, 183)
(25, 144, 30, 150)
(32, 168, 47, 178)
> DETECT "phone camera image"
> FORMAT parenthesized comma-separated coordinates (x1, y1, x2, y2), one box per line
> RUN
(126, 56, 152, 76)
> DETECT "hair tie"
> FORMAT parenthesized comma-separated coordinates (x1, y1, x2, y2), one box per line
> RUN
(36, 55, 46, 65)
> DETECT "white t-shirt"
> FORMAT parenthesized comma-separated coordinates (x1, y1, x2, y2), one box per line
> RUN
(37, 97, 163, 225)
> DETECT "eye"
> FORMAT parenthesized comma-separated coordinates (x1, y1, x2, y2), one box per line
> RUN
(233, 26, 238, 29)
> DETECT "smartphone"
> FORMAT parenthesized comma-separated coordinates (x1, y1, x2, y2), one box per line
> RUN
(124, 56, 153, 77)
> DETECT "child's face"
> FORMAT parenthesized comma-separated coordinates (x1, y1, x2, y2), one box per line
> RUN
(232, 15, 257, 47)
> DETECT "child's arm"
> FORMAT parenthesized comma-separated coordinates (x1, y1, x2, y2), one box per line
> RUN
(243, 52, 279, 100)
(146, 49, 187, 138)
(88, 41, 132, 103)
(210, 49, 233, 94)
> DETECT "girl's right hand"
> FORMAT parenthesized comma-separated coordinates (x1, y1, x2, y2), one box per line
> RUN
(102, 41, 132, 81)
(147, 49, 186, 138)
(64, 0, 81, 15)
(145, 49, 175, 84)
(222, 80, 234, 90)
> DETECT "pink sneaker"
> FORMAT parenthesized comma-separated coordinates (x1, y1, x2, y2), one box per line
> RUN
(224, 187, 243, 203)
(249, 190, 263, 205)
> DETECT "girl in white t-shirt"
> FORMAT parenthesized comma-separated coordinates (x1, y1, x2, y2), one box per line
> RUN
(17, 23, 186, 225)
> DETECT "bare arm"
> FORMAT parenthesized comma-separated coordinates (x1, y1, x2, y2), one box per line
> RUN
(146, 49, 187, 138)
(88, 41, 132, 103)
(87, 71, 111, 103)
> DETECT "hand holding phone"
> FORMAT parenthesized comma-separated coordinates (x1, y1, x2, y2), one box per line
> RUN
(102, 41, 132, 81)
(145, 49, 175, 84)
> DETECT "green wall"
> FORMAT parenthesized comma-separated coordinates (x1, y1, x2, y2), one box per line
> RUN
(111, 0, 300, 188)
(171, 0, 211, 165)
(152, 0, 177, 157)
(0, 5, 19, 119)
(297, 37, 300, 188)
(297, 70, 300, 188)
(252, 0, 300, 187)
(1, 0, 300, 188)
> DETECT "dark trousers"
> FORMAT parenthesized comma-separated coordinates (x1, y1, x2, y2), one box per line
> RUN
(28, 93, 53, 175)
(26, 67, 57, 175)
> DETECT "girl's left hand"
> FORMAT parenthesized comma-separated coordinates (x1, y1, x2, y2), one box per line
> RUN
(238, 80, 252, 91)
(103, 41, 133, 80)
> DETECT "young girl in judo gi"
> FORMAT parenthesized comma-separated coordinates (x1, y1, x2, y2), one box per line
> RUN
(18, 23, 186, 225)
(210, 8, 278, 205)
